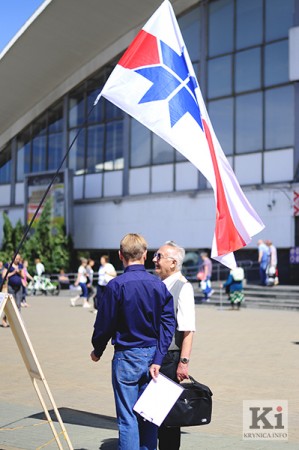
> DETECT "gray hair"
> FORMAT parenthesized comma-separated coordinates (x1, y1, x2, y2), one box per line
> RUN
(164, 241, 185, 270)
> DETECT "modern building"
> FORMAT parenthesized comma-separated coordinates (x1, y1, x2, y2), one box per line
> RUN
(0, 0, 299, 280)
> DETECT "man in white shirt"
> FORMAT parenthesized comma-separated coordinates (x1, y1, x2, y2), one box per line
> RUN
(35, 258, 45, 276)
(153, 241, 196, 450)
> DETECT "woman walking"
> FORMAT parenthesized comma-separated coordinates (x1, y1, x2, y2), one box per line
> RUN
(70, 258, 90, 308)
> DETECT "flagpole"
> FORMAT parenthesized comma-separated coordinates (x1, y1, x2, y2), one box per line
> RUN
(219, 284, 223, 311)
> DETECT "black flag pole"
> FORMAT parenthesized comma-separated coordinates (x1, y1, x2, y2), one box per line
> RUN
(0, 101, 99, 292)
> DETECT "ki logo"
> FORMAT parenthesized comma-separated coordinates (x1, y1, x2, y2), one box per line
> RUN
(249, 405, 284, 429)
(243, 400, 288, 441)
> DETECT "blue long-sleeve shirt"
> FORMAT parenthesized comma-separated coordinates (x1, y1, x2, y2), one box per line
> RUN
(92, 264, 175, 366)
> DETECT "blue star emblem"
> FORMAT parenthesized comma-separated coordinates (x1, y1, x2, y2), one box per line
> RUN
(135, 40, 203, 130)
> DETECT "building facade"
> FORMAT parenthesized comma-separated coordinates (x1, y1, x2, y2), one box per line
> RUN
(0, 0, 299, 279)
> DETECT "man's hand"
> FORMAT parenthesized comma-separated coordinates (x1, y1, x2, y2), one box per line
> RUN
(176, 362, 189, 382)
(149, 364, 160, 380)
(90, 350, 100, 362)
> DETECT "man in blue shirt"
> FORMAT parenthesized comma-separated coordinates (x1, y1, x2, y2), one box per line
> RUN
(91, 233, 175, 450)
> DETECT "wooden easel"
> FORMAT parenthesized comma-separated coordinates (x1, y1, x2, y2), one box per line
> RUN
(0, 293, 73, 449)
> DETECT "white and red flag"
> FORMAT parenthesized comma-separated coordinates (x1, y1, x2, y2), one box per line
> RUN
(95, 0, 264, 268)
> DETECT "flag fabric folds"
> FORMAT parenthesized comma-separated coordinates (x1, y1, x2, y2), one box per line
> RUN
(96, 0, 264, 268)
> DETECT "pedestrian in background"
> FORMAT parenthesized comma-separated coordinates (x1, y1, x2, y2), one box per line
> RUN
(0, 261, 4, 287)
(95, 255, 116, 310)
(266, 240, 279, 286)
(91, 233, 175, 450)
(257, 240, 270, 286)
(222, 266, 245, 310)
(2, 254, 25, 327)
(198, 252, 214, 301)
(35, 258, 45, 276)
(86, 258, 95, 302)
(21, 259, 33, 308)
(70, 258, 90, 308)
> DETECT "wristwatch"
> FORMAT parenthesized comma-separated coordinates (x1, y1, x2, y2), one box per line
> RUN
(180, 357, 189, 364)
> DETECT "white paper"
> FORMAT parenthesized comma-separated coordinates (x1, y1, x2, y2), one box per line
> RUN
(133, 373, 184, 426)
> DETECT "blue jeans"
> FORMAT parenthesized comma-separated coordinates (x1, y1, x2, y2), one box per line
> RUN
(8, 285, 22, 310)
(112, 347, 158, 450)
(79, 282, 88, 298)
(259, 266, 267, 286)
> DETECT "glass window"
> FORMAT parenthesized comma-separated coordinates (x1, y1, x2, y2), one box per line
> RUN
(68, 128, 86, 174)
(106, 99, 124, 120)
(32, 115, 47, 136)
(87, 87, 104, 123)
(48, 133, 63, 171)
(69, 86, 85, 128)
(264, 41, 289, 87)
(265, 86, 294, 149)
(105, 121, 124, 170)
(236, 93, 263, 153)
(32, 134, 46, 172)
(208, 55, 232, 98)
(130, 119, 151, 167)
(0, 146, 11, 184)
(48, 102, 63, 133)
(176, 150, 187, 162)
(208, 0, 234, 57)
(265, 0, 294, 41)
(236, 0, 263, 50)
(17, 131, 31, 181)
(179, 6, 200, 62)
(87, 124, 105, 173)
(208, 98, 233, 155)
(193, 62, 200, 81)
(235, 48, 261, 93)
(152, 134, 174, 164)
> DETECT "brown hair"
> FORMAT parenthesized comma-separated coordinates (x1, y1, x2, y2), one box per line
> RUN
(120, 233, 147, 261)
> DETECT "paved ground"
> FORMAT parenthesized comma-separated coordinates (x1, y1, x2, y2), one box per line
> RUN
(0, 292, 299, 450)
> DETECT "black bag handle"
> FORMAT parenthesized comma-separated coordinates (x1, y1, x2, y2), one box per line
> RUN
(180, 375, 213, 397)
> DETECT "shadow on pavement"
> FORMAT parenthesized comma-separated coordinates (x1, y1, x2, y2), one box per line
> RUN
(99, 438, 118, 449)
(29, 407, 117, 430)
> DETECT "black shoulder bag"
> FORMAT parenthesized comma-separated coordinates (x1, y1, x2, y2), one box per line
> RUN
(163, 376, 213, 427)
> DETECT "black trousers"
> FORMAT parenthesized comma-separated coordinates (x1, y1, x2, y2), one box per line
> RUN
(94, 284, 105, 309)
(159, 351, 181, 450)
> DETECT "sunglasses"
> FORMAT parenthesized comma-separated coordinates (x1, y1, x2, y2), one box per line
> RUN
(153, 252, 176, 262)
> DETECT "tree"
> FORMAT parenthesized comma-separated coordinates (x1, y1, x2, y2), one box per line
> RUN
(51, 225, 72, 273)
(0, 212, 14, 262)
(13, 219, 25, 252)
(0, 200, 73, 274)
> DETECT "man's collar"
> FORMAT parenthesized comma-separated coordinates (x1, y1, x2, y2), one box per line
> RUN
(163, 271, 183, 287)
(124, 264, 146, 272)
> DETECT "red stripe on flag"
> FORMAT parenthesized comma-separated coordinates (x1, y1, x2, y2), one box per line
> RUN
(202, 119, 246, 255)
(118, 30, 160, 70)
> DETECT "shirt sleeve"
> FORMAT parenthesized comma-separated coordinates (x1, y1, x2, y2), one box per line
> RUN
(176, 282, 196, 332)
(91, 284, 118, 358)
(153, 288, 176, 366)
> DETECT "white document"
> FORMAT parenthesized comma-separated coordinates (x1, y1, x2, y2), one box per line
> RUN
(133, 373, 184, 426)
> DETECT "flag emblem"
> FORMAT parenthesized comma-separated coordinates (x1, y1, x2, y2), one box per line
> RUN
(119, 30, 203, 129)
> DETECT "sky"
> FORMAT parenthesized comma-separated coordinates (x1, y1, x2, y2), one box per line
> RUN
(0, 0, 45, 52)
